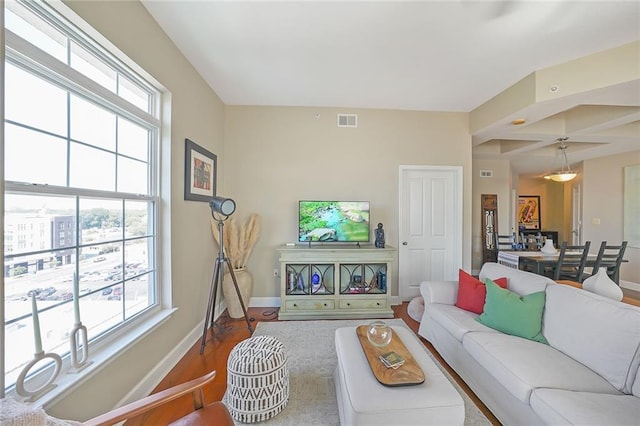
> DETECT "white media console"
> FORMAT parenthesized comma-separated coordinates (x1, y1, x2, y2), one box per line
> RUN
(277, 244, 396, 320)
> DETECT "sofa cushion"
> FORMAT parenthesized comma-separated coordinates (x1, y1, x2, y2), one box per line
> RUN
(543, 284, 640, 393)
(479, 262, 553, 296)
(463, 332, 619, 404)
(477, 278, 547, 343)
(455, 269, 507, 314)
(407, 296, 424, 322)
(420, 280, 458, 305)
(530, 388, 638, 425)
(428, 303, 498, 342)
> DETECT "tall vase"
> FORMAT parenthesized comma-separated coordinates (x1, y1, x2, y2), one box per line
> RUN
(223, 267, 253, 318)
(541, 239, 556, 254)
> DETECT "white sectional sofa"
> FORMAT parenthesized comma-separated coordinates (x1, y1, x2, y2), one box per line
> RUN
(418, 262, 640, 425)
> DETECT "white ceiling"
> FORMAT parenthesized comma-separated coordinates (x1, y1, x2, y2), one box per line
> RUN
(141, 0, 640, 176)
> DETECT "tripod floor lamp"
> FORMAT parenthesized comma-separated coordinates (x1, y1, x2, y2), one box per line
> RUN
(200, 196, 253, 354)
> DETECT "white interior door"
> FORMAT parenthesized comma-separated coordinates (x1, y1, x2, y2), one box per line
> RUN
(398, 166, 462, 301)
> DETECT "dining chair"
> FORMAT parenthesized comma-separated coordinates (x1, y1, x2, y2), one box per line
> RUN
(520, 232, 543, 251)
(551, 241, 592, 282)
(587, 241, 628, 284)
(494, 234, 513, 251)
(491, 233, 514, 262)
(519, 233, 529, 250)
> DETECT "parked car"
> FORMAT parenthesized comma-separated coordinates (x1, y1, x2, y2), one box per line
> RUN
(27, 288, 43, 297)
(37, 287, 57, 300)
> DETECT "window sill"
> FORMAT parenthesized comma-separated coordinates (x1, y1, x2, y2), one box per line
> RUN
(7, 307, 177, 410)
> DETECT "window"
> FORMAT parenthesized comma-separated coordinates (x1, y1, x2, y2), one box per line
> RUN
(3, 0, 162, 396)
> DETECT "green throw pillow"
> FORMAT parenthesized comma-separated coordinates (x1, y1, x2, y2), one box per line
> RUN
(477, 278, 548, 344)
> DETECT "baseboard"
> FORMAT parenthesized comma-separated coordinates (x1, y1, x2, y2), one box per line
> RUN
(248, 296, 280, 307)
(118, 297, 282, 406)
(115, 301, 228, 407)
(621, 280, 640, 291)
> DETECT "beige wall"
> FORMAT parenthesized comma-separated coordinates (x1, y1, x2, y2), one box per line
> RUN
(518, 176, 569, 243)
(2, 1, 473, 418)
(40, 1, 226, 420)
(223, 106, 472, 298)
(583, 151, 640, 284)
(3, 0, 636, 420)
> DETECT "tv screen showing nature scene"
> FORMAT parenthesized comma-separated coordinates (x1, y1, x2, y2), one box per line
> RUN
(298, 201, 370, 243)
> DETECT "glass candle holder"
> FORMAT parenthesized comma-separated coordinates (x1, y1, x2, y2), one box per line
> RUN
(366, 320, 392, 347)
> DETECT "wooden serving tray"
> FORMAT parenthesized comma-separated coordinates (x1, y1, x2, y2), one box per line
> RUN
(356, 325, 425, 386)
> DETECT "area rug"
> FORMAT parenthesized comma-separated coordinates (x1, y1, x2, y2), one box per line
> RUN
(237, 319, 491, 425)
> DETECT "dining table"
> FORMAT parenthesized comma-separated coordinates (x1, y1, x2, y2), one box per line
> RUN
(496, 250, 598, 275)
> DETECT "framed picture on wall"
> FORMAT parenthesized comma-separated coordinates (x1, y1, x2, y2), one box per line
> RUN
(517, 195, 541, 230)
(184, 138, 216, 202)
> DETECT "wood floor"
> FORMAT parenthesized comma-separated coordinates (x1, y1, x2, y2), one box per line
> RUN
(124, 304, 501, 425)
(623, 286, 640, 300)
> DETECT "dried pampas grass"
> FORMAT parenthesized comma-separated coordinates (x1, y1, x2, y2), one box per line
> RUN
(211, 213, 261, 269)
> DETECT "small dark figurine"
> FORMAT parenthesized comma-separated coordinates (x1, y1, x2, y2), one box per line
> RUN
(374, 223, 385, 248)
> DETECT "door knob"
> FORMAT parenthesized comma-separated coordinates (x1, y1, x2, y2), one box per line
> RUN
(402, 242, 408, 246)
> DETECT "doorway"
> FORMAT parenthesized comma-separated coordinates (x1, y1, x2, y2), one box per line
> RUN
(398, 165, 463, 301)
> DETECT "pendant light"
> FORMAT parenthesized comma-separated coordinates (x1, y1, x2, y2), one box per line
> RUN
(544, 137, 577, 182)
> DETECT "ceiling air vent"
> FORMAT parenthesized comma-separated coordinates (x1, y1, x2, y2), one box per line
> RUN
(480, 170, 494, 178)
(337, 114, 357, 128)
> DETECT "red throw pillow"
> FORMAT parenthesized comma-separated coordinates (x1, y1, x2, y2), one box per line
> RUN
(455, 269, 508, 314)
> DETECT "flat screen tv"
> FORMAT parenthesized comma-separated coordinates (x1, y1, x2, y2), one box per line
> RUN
(298, 201, 370, 243)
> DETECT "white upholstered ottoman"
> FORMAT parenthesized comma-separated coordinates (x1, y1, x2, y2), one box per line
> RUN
(223, 335, 289, 423)
(334, 325, 464, 425)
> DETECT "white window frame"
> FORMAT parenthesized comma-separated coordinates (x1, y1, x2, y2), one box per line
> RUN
(2, 0, 174, 404)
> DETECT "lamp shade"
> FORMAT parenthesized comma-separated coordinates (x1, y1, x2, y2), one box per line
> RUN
(544, 139, 577, 182)
(545, 172, 577, 182)
(210, 196, 236, 216)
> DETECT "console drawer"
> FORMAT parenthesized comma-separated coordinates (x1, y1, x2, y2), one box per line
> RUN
(339, 298, 387, 310)
(285, 299, 335, 311)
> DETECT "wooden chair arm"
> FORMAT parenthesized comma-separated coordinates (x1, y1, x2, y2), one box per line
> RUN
(84, 370, 218, 426)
